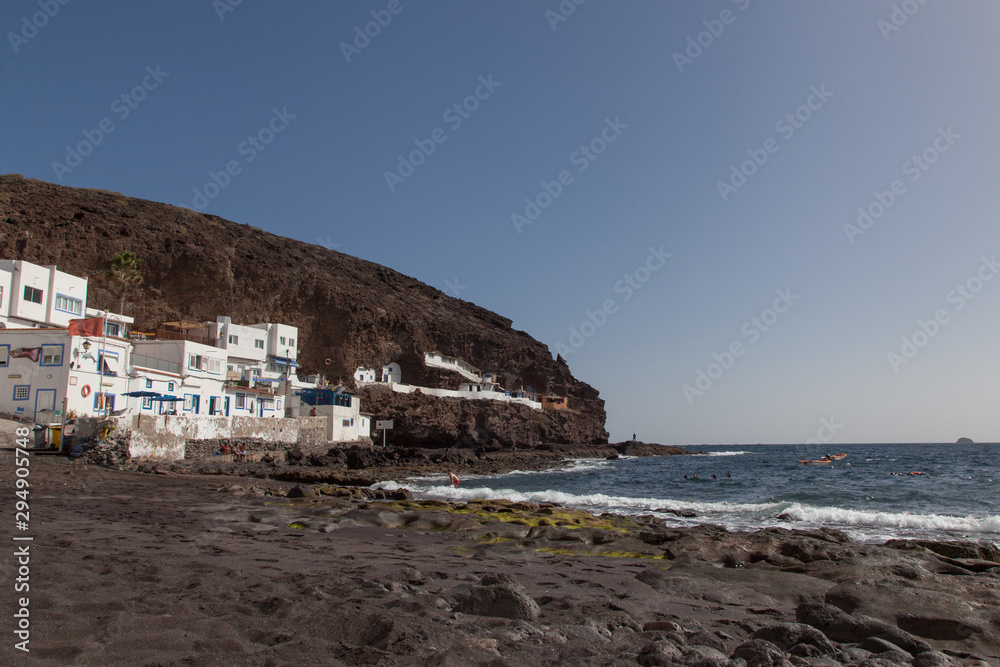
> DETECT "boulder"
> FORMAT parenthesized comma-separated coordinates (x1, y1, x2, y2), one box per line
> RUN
(753, 623, 836, 655)
(453, 582, 540, 621)
(732, 639, 791, 667)
(795, 603, 931, 656)
(637, 639, 685, 666)
(286, 484, 316, 498)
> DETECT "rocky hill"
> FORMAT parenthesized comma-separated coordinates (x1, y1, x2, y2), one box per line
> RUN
(0, 174, 608, 446)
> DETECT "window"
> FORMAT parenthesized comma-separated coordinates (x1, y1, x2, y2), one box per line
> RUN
(54, 294, 82, 315)
(13, 385, 29, 400)
(167, 382, 174, 391)
(98, 351, 119, 376)
(188, 354, 202, 370)
(207, 358, 222, 374)
(94, 393, 115, 412)
(254, 339, 264, 349)
(342, 419, 351, 427)
(40, 344, 63, 366)
(228, 335, 238, 345)
(288, 338, 295, 347)
(142, 396, 153, 410)
(280, 336, 286, 345)
(184, 394, 200, 413)
(145, 379, 153, 388)
(23, 286, 43, 304)
(235, 393, 245, 409)
(0, 345, 8, 366)
(0, 285, 3, 309)
(260, 398, 274, 411)
(105, 322, 119, 337)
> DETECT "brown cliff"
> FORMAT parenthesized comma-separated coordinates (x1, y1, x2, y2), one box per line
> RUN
(0, 174, 608, 446)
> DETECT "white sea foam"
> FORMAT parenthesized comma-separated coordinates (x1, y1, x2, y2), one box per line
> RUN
(371, 481, 1000, 542)
(778, 503, 1000, 535)
(703, 450, 753, 457)
(374, 482, 774, 516)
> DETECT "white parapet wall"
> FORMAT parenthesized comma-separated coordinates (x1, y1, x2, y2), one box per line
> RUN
(386, 382, 542, 410)
(423, 352, 482, 383)
(102, 414, 327, 461)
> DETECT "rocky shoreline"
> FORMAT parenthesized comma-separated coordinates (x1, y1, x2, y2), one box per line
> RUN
(128, 440, 698, 485)
(7, 437, 999, 666)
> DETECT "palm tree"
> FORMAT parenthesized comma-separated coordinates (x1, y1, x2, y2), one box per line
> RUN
(106, 251, 143, 315)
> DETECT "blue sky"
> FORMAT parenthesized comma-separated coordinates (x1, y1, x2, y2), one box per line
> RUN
(4, 1, 1000, 445)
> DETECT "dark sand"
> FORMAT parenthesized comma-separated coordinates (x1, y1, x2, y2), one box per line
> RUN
(2, 426, 999, 666)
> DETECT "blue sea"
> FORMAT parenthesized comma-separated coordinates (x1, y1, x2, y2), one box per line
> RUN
(376, 443, 1000, 544)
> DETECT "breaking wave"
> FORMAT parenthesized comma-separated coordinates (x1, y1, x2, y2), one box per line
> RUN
(372, 481, 1000, 542)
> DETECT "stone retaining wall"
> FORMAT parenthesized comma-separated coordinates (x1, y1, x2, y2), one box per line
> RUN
(85, 414, 329, 461)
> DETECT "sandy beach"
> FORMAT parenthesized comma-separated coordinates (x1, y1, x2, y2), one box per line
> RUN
(2, 420, 999, 666)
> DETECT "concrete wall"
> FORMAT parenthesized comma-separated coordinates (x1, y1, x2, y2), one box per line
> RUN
(102, 413, 328, 461)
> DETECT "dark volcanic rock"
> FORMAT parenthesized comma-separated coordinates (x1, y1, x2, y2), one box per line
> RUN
(453, 582, 540, 621)
(796, 603, 931, 656)
(0, 174, 608, 447)
(753, 623, 836, 655)
(732, 639, 791, 666)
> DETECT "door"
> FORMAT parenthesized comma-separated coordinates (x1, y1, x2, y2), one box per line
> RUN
(34, 389, 56, 422)
(209, 396, 219, 415)
(224, 396, 230, 417)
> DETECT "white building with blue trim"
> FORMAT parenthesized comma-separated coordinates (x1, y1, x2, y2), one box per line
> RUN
(0, 327, 132, 421)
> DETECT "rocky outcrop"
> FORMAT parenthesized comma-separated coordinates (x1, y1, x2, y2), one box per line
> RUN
(357, 384, 607, 447)
(0, 174, 608, 446)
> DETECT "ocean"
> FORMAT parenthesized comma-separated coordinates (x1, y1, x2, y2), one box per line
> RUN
(376, 443, 1000, 544)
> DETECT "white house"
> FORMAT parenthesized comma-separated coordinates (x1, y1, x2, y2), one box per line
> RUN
(129, 339, 244, 417)
(265, 322, 299, 379)
(205, 316, 300, 389)
(294, 386, 365, 441)
(0, 260, 89, 329)
(207, 316, 267, 379)
(381, 362, 401, 383)
(354, 366, 377, 383)
(0, 328, 131, 421)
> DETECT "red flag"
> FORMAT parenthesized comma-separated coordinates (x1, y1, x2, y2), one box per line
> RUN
(11, 347, 40, 362)
(68, 316, 104, 337)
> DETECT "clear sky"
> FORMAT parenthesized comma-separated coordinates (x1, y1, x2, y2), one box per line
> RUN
(3, 1, 999, 445)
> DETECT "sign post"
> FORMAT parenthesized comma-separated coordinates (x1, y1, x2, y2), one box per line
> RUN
(376, 420, 393, 447)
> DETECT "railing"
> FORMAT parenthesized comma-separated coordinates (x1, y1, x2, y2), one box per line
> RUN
(132, 354, 181, 375)
(154, 330, 216, 346)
